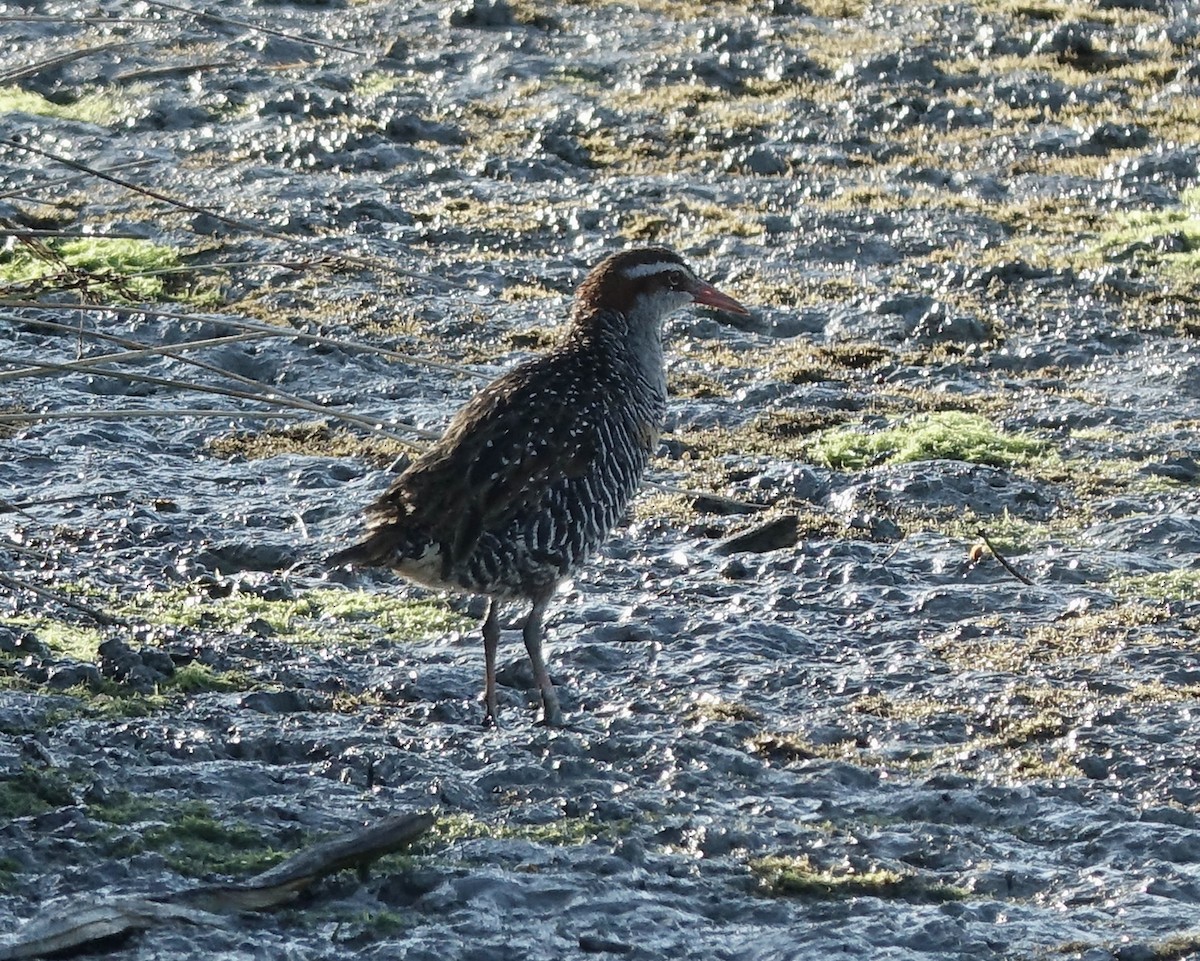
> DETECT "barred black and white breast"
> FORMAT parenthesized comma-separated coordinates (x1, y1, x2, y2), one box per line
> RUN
(335, 305, 668, 601)
(330, 247, 749, 726)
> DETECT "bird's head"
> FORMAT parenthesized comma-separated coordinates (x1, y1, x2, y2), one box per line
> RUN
(573, 247, 749, 331)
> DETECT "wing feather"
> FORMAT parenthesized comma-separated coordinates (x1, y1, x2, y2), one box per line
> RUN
(364, 346, 603, 567)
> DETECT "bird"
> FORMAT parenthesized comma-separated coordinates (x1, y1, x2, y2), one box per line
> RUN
(329, 247, 749, 726)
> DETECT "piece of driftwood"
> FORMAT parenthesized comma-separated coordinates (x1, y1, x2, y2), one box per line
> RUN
(0, 810, 436, 960)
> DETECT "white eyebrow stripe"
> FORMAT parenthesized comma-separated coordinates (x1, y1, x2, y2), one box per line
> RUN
(623, 261, 690, 280)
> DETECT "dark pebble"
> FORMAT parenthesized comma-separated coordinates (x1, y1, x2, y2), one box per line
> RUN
(714, 515, 800, 555)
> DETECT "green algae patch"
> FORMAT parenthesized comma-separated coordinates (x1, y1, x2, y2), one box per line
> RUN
(206, 422, 414, 467)
(63, 687, 170, 718)
(499, 281, 560, 302)
(0, 85, 136, 125)
(89, 791, 165, 827)
(1097, 188, 1200, 280)
(0, 765, 75, 818)
(165, 662, 255, 695)
(932, 603, 1175, 674)
(850, 691, 966, 723)
(938, 507, 1087, 556)
(351, 71, 407, 99)
(427, 812, 630, 850)
(1111, 569, 1200, 602)
(0, 237, 190, 302)
(122, 585, 470, 646)
(750, 854, 967, 902)
(746, 731, 858, 765)
(101, 799, 286, 877)
(36, 619, 103, 662)
(686, 694, 762, 724)
(0, 855, 20, 892)
(0, 617, 102, 663)
(807, 411, 1048, 470)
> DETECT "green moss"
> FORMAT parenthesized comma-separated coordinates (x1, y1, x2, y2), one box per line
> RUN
(494, 326, 561, 354)
(414, 197, 546, 236)
(766, 342, 894, 385)
(352, 71, 406, 98)
(687, 695, 762, 723)
(933, 603, 1172, 672)
(746, 732, 856, 764)
(850, 692, 965, 722)
(1028, 454, 1180, 499)
(750, 854, 967, 901)
(0, 765, 75, 817)
(0, 237, 185, 302)
(1149, 932, 1200, 961)
(630, 490, 710, 524)
(428, 812, 629, 849)
(807, 412, 1048, 470)
(0, 617, 247, 708)
(3, 617, 102, 663)
(938, 508, 1080, 556)
(498, 281, 559, 302)
(667, 370, 732, 399)
(1128, 680, 1200, 703)
(1008, 748, 1082, 781)
(120, 585, 470, 646)
(1111, 569, 1200, 602)
(153, 814, 282, 876)
(66, 687, 165, 717)
(90, 791, 162, 826)
(206, 422, 413, 466)
(105, 800, 285, 877)
(0, 85, 135, 125)
(165, 662, 255, 694)
(1092, 186, 1200, 281)
(0, 855, 20, 891)
(618, 200, 765, 244)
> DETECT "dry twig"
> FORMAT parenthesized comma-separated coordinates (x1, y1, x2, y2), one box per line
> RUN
(976, 529, 1034, 585)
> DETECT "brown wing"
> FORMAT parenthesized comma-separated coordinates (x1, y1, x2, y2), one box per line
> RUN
(364, 348, 602, 567)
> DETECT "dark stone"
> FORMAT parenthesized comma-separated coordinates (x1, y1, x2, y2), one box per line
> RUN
(579, 934, 634, 954)
(0, 628, 50, 659)
(1139, 456, 1200, 482)
(846, 512, 903, 541)
(240, 690, 330, 713)
(383, 113, 464, 145)
(1081, 122, 1151, 154)
(241, 618, 277, 637)
(446, 0, 514, 27)
(1078, 755, 1111, 780)
(726, 145, 788, 176)
(1107, 148, 1200, 188)
(718, 558, 750, 579)
(909, 301, 991, 345)
(46, 663, 103, 691)
(97, 637, 174, 692)
(713, 516, 800, 555)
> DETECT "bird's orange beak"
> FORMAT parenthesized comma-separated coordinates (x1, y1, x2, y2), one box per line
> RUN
(691, 280, 750, 316)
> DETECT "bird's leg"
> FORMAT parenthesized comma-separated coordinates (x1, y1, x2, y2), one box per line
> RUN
(482, 598, 500, 728)
(522, 598, 563, 727)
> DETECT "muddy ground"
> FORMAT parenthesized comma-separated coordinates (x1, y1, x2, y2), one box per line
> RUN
(3, 0, 1200, 958)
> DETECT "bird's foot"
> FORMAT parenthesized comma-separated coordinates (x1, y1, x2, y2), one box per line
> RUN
(539, 702, 565, 728)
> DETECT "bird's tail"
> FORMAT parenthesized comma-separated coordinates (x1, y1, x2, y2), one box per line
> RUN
(326, 540, 373, 568)
(326, 520, 429, 570)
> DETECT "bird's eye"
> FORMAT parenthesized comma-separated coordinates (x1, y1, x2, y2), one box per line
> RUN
(667, 270, 686, 288)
